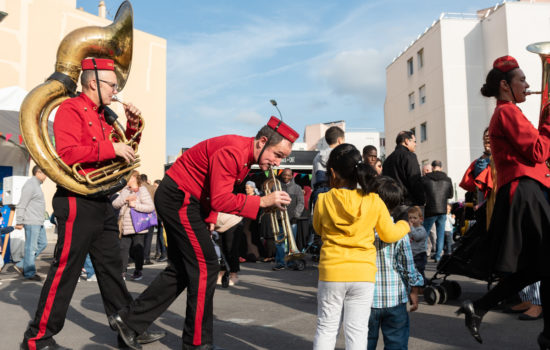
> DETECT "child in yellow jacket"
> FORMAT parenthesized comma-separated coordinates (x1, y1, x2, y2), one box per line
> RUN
(313, 144, 410, 350)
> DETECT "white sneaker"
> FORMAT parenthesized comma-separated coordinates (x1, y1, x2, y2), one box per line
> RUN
(87, 274, 97, 282)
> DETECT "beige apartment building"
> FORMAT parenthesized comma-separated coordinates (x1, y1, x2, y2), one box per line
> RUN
(385, 0, 550, 200)
(0, 0, 166, 213)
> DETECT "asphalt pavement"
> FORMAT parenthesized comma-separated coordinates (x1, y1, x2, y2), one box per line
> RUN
(0, 242, 543, 350)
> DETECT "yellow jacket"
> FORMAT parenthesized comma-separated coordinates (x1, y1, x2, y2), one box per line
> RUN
(313, 188, 409, 282)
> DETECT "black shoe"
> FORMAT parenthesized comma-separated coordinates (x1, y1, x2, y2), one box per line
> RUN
(108, 313, 142, 350)
(136, 330, 166, 344)
(455, 300, 484, 344)
(182, 344, 225, 350)
(117, 330, 166, 347)
(518, 312, 543, 321)
(20, 342, 71, 350)
(25, 274, 42, 282)
(143, 259, 153, 265)
(157, 255, 168, 262)
(538, 333, 550, 350)
(272, 264, 285, 271)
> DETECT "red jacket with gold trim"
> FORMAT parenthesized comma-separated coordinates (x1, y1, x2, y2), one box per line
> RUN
(166, 135, 261, 224)
(489, 100, 550, 189)
(53, 93, 139, 175)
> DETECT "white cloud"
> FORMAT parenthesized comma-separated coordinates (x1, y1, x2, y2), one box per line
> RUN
(233, 110, 264, 126)
(317, 49, 391, 104)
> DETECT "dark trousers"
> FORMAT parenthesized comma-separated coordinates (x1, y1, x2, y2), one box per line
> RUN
(142, 226, 155, 260)
(120, 234, 145, 272)
(156, 221, 166, 256)
(413, 252, 427, 283)
(23, 190, 132, 349)
(119, 176, 219, 346)
(220, 224, 241, 273)
(367, 303, 410, 350)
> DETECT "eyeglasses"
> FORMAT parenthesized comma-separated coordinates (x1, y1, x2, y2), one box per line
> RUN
(98, 79, 119, 91)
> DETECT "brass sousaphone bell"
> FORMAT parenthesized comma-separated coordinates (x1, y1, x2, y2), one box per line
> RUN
(19, 1, 141, 196)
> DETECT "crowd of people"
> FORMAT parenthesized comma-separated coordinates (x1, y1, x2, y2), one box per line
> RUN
(5, 53, 550, 350)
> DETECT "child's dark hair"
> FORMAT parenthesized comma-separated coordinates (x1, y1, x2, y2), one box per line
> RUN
(480, 68, 517, 98)
(326, 143, 377, 193)
(370, 176, 403, 211)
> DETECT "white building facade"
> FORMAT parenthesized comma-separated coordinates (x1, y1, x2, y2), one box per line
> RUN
(385, 0, 550, 200)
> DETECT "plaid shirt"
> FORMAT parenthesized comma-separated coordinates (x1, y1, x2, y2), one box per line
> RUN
(371, 234, 424, 308)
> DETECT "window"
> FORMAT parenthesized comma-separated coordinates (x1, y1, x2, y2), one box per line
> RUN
(408, 92, 415, 110)
(419, 85, 426, 104)
(407, 58, 414, 76)
(420, 122, 427, 142)
(417, 49, 424, 69)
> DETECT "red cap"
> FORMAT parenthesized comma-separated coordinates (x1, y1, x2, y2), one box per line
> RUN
(81, 58, 115, 71)
(493, 55, 519, 73)
(267, 116, 299, 143)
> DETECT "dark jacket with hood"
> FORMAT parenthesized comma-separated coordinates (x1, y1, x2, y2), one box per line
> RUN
(382, 145, 425, 206)
(422, 171, 453, 217)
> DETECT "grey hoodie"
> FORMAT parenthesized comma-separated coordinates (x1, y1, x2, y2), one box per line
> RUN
(311, 147, 332, 187)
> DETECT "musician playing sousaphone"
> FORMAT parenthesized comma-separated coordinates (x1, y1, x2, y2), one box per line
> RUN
(20, 58, 165, 350)
(108, 116, 297, 350)
(456, 55, 550, 349)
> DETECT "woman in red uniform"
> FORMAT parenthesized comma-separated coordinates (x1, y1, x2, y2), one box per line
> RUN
(457, 56, 550, 349)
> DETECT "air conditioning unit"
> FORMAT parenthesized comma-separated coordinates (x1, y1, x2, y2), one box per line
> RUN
(2, 176, 30, 205)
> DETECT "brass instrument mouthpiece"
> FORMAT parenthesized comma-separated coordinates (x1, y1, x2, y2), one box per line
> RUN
(112, 95, 128, 106)
(526, 90, 542, 95)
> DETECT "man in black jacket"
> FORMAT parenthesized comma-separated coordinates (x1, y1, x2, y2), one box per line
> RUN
(422, 160, 453, 262)
(382, 131, 425, 206)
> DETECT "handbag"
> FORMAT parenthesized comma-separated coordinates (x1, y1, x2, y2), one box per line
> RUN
(130, 208, 158, 232)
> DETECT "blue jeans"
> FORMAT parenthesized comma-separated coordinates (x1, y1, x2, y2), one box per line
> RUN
(423, 214, 446, 261)
(83, 254, 95, 278)
(275, 223, 297, 266)
(16, 225, 47, 278)
(367, 303, 409, 350)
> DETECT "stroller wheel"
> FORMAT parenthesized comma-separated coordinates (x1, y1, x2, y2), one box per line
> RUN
(424, 286, 440, 305)
(436, 285, 448, 304)
(221, 272, 230, 288)
(294, 260, 306, 271)
(442, 280, 462, 300)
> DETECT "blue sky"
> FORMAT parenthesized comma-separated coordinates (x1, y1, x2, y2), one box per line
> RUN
(77, 0, 501, 156)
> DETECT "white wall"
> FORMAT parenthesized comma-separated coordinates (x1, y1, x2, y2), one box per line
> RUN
(345, 131, 381, 156)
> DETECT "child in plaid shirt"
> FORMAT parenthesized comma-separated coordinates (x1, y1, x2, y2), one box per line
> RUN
(368, 177, 424, 350)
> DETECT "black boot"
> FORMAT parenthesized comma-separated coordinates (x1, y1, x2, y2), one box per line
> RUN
(456, 300, 485, 344)
(539, 333, 550, 350)
(108, 313, 142, 350)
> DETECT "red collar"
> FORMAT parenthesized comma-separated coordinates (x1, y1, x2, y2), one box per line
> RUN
(79, 92, 101, 112)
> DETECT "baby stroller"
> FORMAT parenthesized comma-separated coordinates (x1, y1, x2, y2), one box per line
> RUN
(211, 231, 232, 288)
(423, 202, 498, 305)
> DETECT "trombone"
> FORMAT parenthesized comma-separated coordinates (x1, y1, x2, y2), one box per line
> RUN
(263, 167, 305, 262)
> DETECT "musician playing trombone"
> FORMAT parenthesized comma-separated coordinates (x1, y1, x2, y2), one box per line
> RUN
(109, 117, 299, 350)
(20, 58, 164, 350)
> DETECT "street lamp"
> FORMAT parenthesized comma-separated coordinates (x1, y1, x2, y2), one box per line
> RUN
(0, 11, 8, 23)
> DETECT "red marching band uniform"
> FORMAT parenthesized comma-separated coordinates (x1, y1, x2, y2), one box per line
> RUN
(116, 117, 298, 348)
(22, 59, 141, 350)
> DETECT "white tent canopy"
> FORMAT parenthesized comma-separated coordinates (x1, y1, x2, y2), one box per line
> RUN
(0, 86, 28, 111)
(0, 86, 30, 176)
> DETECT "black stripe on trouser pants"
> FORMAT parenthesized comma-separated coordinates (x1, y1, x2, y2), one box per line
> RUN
(23, 192, 132, 349)
(120, 175, 219, 346)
